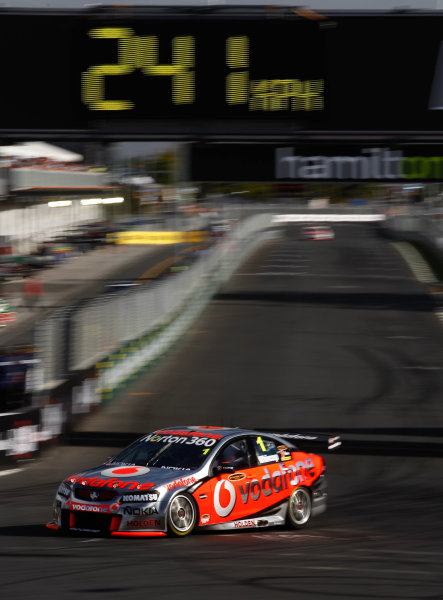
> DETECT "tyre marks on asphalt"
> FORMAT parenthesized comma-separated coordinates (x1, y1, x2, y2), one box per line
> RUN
(239, 225, 407, 283)
(254, 244, 311, 276)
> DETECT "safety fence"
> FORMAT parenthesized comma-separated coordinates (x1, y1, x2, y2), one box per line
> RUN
(0, 213, 276, 466)
(383, 209, 443, 248)
(34, 212, 273, 387)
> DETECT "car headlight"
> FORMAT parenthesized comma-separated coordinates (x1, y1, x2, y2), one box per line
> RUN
(57, 482, 72, 499)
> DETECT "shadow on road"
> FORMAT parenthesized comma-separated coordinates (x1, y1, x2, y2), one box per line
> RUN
(215, 291, 436, 312)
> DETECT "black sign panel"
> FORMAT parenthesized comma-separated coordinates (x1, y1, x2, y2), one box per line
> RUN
(191, 143, 443, 182)
(0, 9, 326, 134)
(2, 8, 443, 137)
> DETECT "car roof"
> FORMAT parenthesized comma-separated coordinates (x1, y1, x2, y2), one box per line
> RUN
(153, 425, 273, 441)
(151, 425, 288, 442)
(155, 425, 243, 437)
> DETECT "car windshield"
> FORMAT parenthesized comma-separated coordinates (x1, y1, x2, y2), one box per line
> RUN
(111, 433, 219, 471)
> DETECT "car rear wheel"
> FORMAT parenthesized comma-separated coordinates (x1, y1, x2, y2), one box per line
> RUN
(287, 487, 311, 529)
(167, 493, 197, 537)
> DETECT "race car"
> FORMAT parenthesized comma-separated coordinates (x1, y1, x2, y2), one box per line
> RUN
(46, 426, 340, 537)
(301, 225, 335, 241)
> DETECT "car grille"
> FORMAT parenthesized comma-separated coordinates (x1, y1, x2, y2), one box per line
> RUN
(62, 510, 120, 534)
(74, 487, 117, 501)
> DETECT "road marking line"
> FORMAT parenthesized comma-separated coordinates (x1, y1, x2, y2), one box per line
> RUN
(0, 468, 24, 477)
(137, 256, 181, 282)
(392, 242, 437, 283)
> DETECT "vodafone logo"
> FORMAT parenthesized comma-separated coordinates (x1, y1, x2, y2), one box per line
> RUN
(213, 462, 315, 519)
(71, 502, 109, 513)
(101, 466, 150, 477)
(214, 480, 236, 517)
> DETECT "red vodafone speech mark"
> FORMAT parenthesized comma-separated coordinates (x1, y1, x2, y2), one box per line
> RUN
(100, 466, 150, 478)
(111, 467, 140, 475)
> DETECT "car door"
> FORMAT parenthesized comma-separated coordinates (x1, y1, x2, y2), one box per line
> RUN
(194, 435, 296, 527)
(193, 438, 253, 526)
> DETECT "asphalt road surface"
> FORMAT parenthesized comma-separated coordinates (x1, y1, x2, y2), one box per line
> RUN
(1, 222, 443, 599)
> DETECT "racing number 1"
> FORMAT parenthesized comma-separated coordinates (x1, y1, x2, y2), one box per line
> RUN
(82, 27, 195, 110)
(256, 436, 266, 452)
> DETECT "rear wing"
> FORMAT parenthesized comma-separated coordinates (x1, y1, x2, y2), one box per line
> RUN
(264, 430, 342, 453)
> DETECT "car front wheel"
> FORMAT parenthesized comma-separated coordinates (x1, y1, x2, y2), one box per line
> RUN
(167, 493, 197, 537)
(287, 487, 311, 529)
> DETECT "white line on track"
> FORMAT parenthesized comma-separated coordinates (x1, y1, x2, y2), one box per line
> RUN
(392, 242, 437, 283)
(0, 468, 24, 477)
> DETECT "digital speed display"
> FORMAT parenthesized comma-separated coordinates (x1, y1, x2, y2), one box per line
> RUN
(1, 8, 443, 138)
(80, 25, 324, 116)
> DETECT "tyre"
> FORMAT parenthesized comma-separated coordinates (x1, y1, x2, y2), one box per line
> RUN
(167, 493, 197, 537)
(286, 487, 312, 529)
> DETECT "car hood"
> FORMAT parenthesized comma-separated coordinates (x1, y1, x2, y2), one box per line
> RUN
(67, 464, 201, 491)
